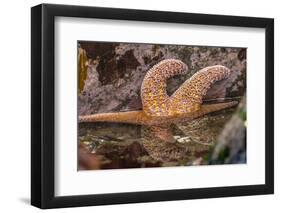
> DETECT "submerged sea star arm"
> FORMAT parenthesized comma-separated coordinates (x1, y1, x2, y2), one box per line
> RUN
(169, 65, 231, 114)
(182, 101, 238, 121)
(141, 59, 188, 116)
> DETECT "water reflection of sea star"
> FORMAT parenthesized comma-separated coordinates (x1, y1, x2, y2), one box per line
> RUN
(79, 59, 238, 162)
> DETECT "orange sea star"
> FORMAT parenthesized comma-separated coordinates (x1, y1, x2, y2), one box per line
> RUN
(79, 59, 238, 161)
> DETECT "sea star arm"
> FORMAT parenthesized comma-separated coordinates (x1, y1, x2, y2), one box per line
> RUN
(186, 101, 238, 120)
(141, 59, 188, 116)
(169, 65, 231, 114)
(79, 110, 150, 125)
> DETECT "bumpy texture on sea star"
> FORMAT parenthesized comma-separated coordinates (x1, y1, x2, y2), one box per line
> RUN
(79, 59, 238, 162)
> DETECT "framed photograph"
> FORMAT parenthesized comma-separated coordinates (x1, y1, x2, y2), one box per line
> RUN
(31, 3, 274, 209)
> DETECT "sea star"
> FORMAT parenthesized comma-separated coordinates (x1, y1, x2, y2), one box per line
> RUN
(79, 59, 238, 162)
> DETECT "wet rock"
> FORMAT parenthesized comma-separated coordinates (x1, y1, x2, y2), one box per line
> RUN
(127, 141, 147, 161)
(238, 49, 247, 61)
(78, 143, 103, 170)
(210, 96, 246, 164)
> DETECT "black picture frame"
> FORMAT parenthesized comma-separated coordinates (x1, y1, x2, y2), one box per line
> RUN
(31, 3, 274, 209)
